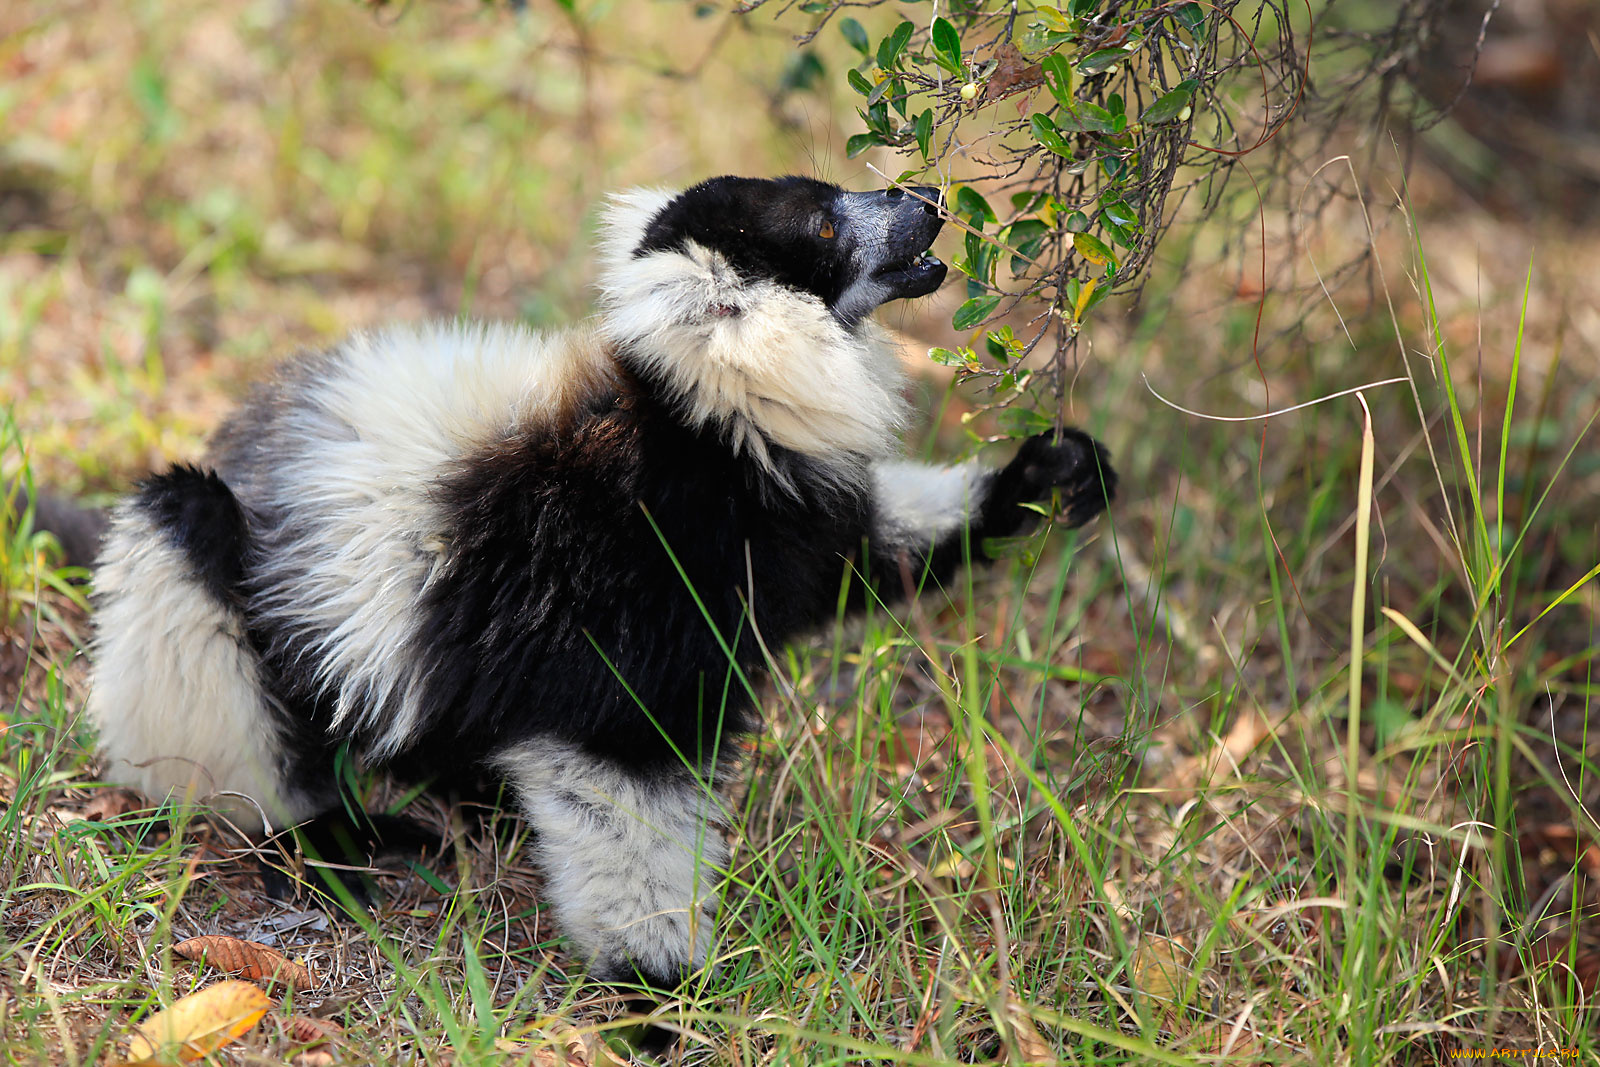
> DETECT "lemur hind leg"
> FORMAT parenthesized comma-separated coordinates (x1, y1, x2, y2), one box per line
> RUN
(496, 737, 728, 988)
(88, 466, 326, 832)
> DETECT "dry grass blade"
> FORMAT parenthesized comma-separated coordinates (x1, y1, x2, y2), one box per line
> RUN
(1346, 391, 1376, 881)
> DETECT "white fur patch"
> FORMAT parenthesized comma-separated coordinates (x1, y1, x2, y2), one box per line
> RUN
(595, 190, 909, 489)
(873, 459, 990, 546)
(497, 738, 727, 980)
(236, 322, 615, 757)
(88, 507, 308, 833)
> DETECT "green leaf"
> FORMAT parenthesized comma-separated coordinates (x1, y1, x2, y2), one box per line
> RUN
(1011, 190, 1049, 212)
(1076, 48, 1125, 75)
(1140, 83, 1195, 125)
(799, 1, 828, 11)
(847, 68, 874, 96)
(1029, 113, 1071, 155)
(931, 17, 963, 75)
(839, 17, 870, 55)
(952, 294, 1001, 330)
(877, 21, 913, 70)
(963, 230, 982, 269)
(1064, 210, 1089, 232)
(928, 345, 974, 367)
(996, 406, 1055, 437)
(845, 132, 881, 159)
(889, 76, 909, 118)
(955, 185, 996, 225)
(1040, 53, 1074, 109)
(1101, 199, 1138, 228)
(779, 50, 826, 94)
(985, 325, 1016, 361)
(1068, 0, 1099, 15)
(1076, 100, 1116, 133)
(915, 109, 934, 159)
(866, 74, 894, 107)
(966, 240, 996, 291)
(1173, 2, 1206, 38)
(1002, 219, 1049, 274)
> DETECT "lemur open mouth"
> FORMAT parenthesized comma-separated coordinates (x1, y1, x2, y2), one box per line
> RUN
(875, 247, 947, 298)
(878, 248, 942, 275)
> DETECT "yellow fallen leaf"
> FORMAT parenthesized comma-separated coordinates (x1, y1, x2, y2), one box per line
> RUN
(1131, 935, 1191, 1005)
(928, 851, 974, 879)
(126, 980, 271, 1061)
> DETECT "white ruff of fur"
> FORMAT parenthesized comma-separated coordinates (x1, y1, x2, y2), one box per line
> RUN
(246, 321, 615, 757)
(497, 738, 727, 979)
(594, 188, 909, 491)
(872, 459, 991, 547)
(88, 508, 310, 833)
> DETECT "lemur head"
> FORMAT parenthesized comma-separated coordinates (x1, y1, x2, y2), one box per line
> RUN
(596, 177, 947, 481)
(632, 176, 946, 329)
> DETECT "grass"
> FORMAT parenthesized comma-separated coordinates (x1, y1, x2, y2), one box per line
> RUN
(3, 0, 1599, 1063)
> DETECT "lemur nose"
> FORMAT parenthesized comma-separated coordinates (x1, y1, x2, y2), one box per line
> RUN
(885, 187, 904, 200)
(911, 187, 942, 214)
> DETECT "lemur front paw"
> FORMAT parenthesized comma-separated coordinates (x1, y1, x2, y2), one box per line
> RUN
(1009, 429, 1117, 528)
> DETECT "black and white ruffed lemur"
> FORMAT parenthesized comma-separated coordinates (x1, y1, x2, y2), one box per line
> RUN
(88, 176, 1116, 988)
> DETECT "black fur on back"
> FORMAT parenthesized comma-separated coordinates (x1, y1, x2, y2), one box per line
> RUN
(405, 365, 879, 771)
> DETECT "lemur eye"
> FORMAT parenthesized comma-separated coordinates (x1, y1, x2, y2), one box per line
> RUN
(819, 220, 836, 239)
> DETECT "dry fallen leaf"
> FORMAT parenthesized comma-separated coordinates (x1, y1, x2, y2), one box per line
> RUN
(1160, 709, 1276, 801)
(1001, 987, 1053, 1064)
(125, 980, 271, 1062)
(1132, 935, 1192, 1006)
(507, 1026, 634, 1066)
(797, 969, 880, 1001)
(84, 787, 145, 820)
(283, 1014, 344, 1046)
(1188, 1017, 1267, 1059)
(174, 935, 314, 991)
(928, 850, 975, 879)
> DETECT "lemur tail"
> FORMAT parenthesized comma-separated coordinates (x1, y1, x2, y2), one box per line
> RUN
(7, 488, 110, 567)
